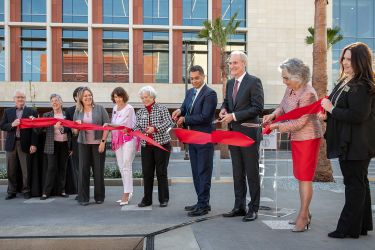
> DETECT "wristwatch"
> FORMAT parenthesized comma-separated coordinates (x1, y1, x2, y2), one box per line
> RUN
(101, 139, 106, 143)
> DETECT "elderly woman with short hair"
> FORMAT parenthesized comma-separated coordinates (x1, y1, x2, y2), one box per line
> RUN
(263, 58, 322, 232)
(40, 94, 71, 200)
(134, 86, 174, 208)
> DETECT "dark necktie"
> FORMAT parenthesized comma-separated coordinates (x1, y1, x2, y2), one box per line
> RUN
(232, 80, 239, 102)
(187, 89, 197, 115)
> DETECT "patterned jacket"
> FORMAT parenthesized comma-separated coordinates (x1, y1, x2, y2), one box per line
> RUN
(43, 110, 71, 154)
(272, 84, 322, 141)
(134, 102, 174, 146)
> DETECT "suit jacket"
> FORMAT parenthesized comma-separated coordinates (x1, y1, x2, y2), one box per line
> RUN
(181, 84, 218, 133)
(42, 110, 72, 154)
(0, 106, 38, 152)
(221, 72, 264, 140)
(65, 105, 76, 121)
(326, 79, 375, 160)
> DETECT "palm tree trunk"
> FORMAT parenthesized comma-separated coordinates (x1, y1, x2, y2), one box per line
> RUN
(219, 49, 230, 159)
(312, 0, 333, 182)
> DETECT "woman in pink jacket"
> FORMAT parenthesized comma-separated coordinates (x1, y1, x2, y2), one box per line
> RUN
(263, 58, 322, 232)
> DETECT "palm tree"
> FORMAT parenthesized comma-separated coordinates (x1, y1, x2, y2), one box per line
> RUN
(198, 13, 241, 159)
(198, 13, 241, 158)
(198, 12, 241, 94)
(312, 0, 334, 182)
(305, 26, 343, 49)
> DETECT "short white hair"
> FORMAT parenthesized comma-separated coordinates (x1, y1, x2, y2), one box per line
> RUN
(279, 58, 311, 84)
(138, 85, 157, 99)
(50, 93, 63, 104)
(13, 89, 26, 98)
(230, 50, 248, 64)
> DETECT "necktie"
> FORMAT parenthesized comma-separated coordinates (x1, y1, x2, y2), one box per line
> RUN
(232, 80, 239, 102)
(188, 89, 197, 115)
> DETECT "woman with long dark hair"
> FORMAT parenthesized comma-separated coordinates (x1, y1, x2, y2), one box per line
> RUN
(320, 42, 375, 238)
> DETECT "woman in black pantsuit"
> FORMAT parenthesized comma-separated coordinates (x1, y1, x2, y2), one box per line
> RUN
(133, 86, 173, 208)
(320, 42, 375, 238)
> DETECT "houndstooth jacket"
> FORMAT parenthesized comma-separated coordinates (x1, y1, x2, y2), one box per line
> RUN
(134, 103, 174, 146)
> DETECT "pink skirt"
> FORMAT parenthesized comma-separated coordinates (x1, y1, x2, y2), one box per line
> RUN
(291, 138, 321, 181)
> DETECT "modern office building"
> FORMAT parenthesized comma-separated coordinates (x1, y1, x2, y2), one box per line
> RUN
(0, 0, 373, 108)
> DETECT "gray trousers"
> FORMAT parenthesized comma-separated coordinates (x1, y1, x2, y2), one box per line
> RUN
(6, 140, 30, 194)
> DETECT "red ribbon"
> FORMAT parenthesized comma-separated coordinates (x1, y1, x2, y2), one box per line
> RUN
(19, 118, 168, 151)
(173, 128, 254, 147)
(263, 98, 325, 134)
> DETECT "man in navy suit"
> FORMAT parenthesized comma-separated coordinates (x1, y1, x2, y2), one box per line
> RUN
(0, 90, 38, 199)
(172, 65, 218, 216)
(220, 51, 264, 222)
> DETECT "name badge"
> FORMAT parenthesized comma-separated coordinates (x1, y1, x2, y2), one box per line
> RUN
(343, 85, 350, 92)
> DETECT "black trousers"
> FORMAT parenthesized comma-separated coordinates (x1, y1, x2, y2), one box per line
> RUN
(189, 143, 214, 209)
(78, 143, 106, 203)
(6, 140, 30, 194)
(43, 141, 69, 196)
(336, 158, 373, 236)
(229, 141, 260, 212)
(67, 136, 79, 194)
(141, 143, 171, 204)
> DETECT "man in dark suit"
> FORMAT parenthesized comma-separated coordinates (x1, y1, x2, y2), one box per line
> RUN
(0, 90, 38, 199)
(219, 51, 264, 222)
(172, 65, 218, 217)
(65, 86, 82, 197)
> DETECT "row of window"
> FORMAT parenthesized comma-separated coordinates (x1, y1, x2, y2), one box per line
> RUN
(0, 28, 245, 83)
(0, 0, 246, 27)
(332, 0, 375, 80)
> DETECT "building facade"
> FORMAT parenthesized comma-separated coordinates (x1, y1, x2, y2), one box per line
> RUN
(0, 0, 373, 109)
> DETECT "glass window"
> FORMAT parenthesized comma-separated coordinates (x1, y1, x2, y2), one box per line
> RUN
(143, 32, 169, 83)
(222, 0, 246, 27)
(340, 0, 356, 37)
(225, 34, 246, 75)
(103, 30, 129, 82)
(0, 28, 4, 81)
(357, 0, 374, 37)
(22, 0, 46, 22)
(182, 32, 208, 83)
(21, 29, 47, 82)
(0, 0, 4, 21)
(63, 0, 88, 23)
(103, 0, 129, 24)
(62, 30, 88, 82)
(182, 0, 208, 26)
(143, 0, 169, 25)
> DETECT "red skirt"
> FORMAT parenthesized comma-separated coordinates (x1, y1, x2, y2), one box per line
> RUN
(291, 138, 321, 181)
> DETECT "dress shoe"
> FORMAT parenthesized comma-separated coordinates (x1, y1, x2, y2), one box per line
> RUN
(160, 202, 168, 207)
(291, 220, 310, 232)
(289, 212, 312, 225)
(328, 230, 346, 238)
(75, 196, 79, 200)
(188, 207, 209, 217)
(79, 201, 89, 206)
(222, 208, 247, 217)
(138, 201, 152, 207)
(40, 195, 48, 200)
(96, 200, 103, 204)
(60, 193, 69, 198)
(242, 211, 258, 222)
(23, 192, 31, 199)
(5, 193, 16, 200)
(185, 204, 211, 211)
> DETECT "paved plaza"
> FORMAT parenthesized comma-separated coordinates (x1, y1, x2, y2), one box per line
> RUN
(0, 152, 374, 249)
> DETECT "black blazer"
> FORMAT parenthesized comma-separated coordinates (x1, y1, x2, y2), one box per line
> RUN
(65, 105, 76, 121)
(221, 73, 264, 140)
(181, 84, 218, 133)
(0, 106, 38, 152)
(325, 79, 375, 160)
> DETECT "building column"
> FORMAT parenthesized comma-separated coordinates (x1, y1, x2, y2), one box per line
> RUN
(51, 0, 62, 23)
(51, 28, 62, 82)
(4, 0, 10, 81)
(88, 0, 93, 82)
(9, 27, 21, 81)
(172, 0, 182, 84)
(133, 0, 143, 83)
(92, 29, 103, 82)
(47, 0, 52, 82)
(92, 0, 103, 24)
(129, 0, 134, 83)
(211, 0, 222, 85)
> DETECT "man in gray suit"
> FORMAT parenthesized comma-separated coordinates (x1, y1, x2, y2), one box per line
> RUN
(219, 51, 264, 222)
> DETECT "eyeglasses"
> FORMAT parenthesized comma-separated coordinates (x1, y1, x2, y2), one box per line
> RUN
(15, 96, 25, 99)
